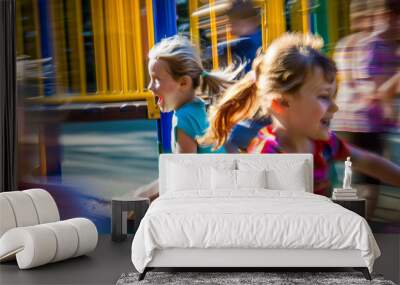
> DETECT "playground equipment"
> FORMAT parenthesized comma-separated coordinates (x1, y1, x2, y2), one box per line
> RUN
(16, 0, 352, 178)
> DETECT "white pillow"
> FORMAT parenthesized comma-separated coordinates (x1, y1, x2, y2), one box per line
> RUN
(238, 159, 308, 192)
(211, 168, 237, 190)
(236, 169, 267, 189)
(167, 162, 211, 191)
(266, 168, 306, 191)
(211, 169, 268, 190)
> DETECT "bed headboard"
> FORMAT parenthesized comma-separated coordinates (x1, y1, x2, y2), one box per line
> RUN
(159, 154, 313, 195)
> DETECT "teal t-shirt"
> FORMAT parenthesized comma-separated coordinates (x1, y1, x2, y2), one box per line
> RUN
(171, 97, 225, 153)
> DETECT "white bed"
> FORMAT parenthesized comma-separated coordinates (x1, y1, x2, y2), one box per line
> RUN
(131, 154, 380, 280)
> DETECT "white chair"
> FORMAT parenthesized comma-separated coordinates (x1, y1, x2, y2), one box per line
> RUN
(0, 188, 98, 269)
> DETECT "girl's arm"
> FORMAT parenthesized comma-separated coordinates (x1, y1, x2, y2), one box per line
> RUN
(377, 71, 400, 101)
(176, 129, 198, 153)
(350, 145, 400, 187)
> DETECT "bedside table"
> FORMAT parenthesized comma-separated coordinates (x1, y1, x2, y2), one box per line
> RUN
(111, 196, 150, 242)
(332, 198, 366, 218)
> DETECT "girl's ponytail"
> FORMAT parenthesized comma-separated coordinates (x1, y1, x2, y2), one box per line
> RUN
(199, 72, 259, 149)
(200, 62, 246, 104)
(199, 55, 264, 149)
(199, 54, 264, 149)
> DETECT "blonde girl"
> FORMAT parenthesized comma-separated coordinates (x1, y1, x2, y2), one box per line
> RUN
(148, 35, 243, 153)
(201, 33, 400, 197)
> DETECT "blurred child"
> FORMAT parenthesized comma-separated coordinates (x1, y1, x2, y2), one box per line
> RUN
(226, 0, 262, 72)
(201, 33, 400, 198)
(148, 36, 243, 153)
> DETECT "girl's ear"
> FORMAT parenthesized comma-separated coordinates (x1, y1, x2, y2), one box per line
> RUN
(179, 75, 193, 90)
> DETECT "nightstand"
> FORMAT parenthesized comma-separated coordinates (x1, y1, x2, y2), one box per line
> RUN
(111, 196, 150, 242)
(332, 198, 366, 218)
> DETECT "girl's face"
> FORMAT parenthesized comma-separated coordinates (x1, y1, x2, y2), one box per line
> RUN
(148, 59, 181, 111)
(283, 67, 338, 141)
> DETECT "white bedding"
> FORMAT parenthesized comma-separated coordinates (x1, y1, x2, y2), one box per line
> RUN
(131, 190, 380, 273)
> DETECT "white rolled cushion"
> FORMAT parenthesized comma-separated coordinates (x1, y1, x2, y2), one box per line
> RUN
(66, 218, 98, 257)
(0, 196, 17, 237)
(211, 168, 236, 190)
(0, 226, 57, 269)
(236, 169, 267, 189)
(0, 191, 39, 227)
(0, 218, 98, 269)
(23, 188, 60, 223)
(42, 221, 79, 262)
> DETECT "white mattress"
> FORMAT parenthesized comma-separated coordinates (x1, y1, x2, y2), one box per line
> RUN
(131, 190, 380, 273)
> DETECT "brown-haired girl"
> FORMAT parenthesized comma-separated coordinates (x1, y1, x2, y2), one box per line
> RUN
(201, 33, 400, 197)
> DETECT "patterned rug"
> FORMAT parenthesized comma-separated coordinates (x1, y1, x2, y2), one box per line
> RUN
(116, 271, 396, 285)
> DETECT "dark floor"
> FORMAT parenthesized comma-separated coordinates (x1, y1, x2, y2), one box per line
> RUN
(1, 234, 399, 285)
(0, 235, 134, 285)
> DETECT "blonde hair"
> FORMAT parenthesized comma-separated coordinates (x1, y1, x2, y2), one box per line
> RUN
(200, 33, 337, 149)
(148, 35, 244, 102)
